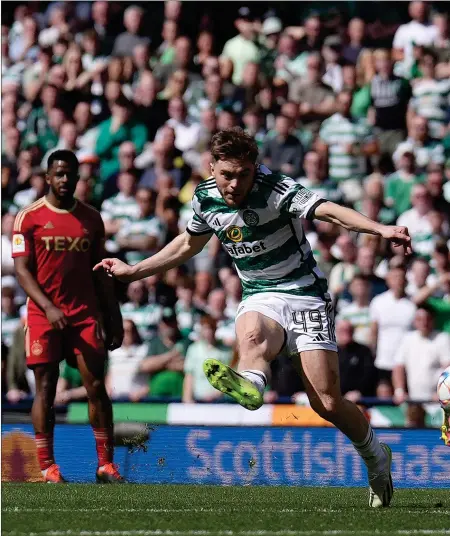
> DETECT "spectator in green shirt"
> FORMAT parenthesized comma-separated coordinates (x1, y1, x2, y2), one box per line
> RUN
(139, 309, 189, 398)
(220, 7, 261, 86)
(183, 315, 233, 403)
(341, 64, 371, 120)
(95, 93, 148, 183)
(23, 84, 60, 154)
(385, 151, 424, 217)
(54, 361, 86, 405)
(259, 17, 283, 80)
(413, 272, 450, 333)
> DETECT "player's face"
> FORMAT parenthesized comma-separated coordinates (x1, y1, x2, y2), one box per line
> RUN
(46, 160, 79, 200)
(212, 159, 255, 208)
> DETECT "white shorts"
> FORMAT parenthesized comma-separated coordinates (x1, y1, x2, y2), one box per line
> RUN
(236, 292, 337, 355)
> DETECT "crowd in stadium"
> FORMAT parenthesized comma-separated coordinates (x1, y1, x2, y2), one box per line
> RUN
(1, 1, 449, 422)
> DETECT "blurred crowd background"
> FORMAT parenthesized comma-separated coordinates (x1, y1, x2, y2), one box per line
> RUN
(1, 1, 449, 425)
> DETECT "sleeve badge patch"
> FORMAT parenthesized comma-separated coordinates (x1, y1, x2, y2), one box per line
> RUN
(12, 234, 26, 254)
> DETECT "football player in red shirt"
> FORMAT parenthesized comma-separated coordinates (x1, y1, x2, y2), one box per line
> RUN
(13, 150, 124, 483)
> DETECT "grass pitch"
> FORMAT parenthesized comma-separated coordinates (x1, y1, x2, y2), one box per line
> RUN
(2, 484, 450, 536)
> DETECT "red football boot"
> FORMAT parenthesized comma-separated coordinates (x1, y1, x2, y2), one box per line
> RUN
(96, 463, 125, 483)
(43, 464, 66, 483)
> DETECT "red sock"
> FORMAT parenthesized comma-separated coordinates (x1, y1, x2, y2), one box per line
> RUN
(93, 428, 114, 467)
(35, 433, 55, 471)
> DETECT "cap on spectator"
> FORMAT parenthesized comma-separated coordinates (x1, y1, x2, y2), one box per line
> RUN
(237, 6, 254, 21)
(262, 17, 283, 35)
(324, 35, 342, 49)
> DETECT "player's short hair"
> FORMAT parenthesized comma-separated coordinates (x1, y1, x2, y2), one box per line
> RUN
(47, 150, 79, 173)
(210, 127, 259, 164)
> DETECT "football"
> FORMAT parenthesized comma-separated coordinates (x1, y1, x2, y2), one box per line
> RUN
(437, 366, 450, 413)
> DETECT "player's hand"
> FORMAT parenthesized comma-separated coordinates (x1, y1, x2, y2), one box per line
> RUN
(93, 258, 135, 282)
(45, 306, 68, 330)
(379, 225, 413, 255)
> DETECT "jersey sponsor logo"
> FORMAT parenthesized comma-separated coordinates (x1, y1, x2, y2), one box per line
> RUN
(226, 226, 243, 243)
(43, 221, 54, 230)
(31, 341, 43, 356)
(12, 234, 26, 254)
(225, 241, 267, 258)
(212, 218, 221, 228)
(242, 210, 259, 227)
(290, 188, 314, 213)
(41, 236, 91, 252)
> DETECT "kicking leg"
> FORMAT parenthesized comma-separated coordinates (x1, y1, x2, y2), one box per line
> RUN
(300, 349, 393, 508)
(32, 363, 65, 482)
(203, 312, 285, 410)
(76, 352, 123, 482)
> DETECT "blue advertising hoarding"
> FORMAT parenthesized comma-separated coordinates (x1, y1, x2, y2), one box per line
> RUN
(2, 424, 449, 487)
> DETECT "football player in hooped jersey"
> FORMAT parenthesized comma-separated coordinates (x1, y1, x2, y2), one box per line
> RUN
(13, 150, 124, 483)
(95, 128, 413, 506)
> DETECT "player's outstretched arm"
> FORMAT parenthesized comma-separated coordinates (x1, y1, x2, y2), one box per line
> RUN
(314, 201, 413, 255)
(93, 230, 213, 282)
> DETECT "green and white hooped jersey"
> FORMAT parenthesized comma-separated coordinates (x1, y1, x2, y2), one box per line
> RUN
(411, 79, 450, 140)
(319, 113, 374, 182)
(186, 165, 328, 299)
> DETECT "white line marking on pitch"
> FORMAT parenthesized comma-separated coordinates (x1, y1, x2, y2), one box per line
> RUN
(3, 507, 449, 515)
(3, 530, 450, 536)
